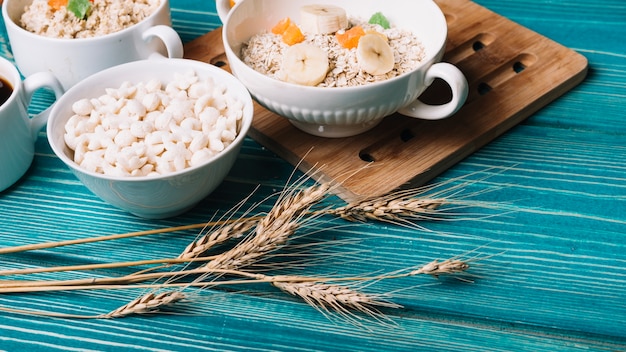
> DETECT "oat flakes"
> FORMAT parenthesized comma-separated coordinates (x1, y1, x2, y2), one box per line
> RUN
(240, 19, 426, 88)
(20, 0, 160, 39)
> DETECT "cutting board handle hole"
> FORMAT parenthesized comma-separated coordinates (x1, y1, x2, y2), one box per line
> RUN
(445, 33, 495, 63)
(359, 151, 376, 163)
(513, 61, 526, 73)
(473, 41, 486, 52)
(475, 53, 537, 96)
(478, 82, 493, 95)
(400, 129, 415, 142)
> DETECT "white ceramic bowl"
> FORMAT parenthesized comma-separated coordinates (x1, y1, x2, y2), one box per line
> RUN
(46, 58, 254, 219)
(2, 0, 183, 90)
(219, 0, 468, 137)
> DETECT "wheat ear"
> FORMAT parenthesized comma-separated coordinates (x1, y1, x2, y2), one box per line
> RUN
(269, 274, 400, 325)
(202, 183, 330, 271)
(410, 258, 471, 278)
(325, 188, 445, 224)
(179, 218, 258, 259)
(103, 290, 186, 318)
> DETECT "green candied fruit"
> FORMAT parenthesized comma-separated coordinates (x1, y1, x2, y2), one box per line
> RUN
(368, 12, 390, 29)
(67, 0, 92, 20)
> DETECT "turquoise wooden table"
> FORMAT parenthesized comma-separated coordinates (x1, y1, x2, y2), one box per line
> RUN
(1, 0, 625, 351)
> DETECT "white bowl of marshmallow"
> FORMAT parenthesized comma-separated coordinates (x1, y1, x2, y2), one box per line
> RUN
(46, 58, 254, 219)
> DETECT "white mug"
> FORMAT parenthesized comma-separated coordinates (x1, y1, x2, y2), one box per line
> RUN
(0, 56, 64, 192)
(2, 0, 184, 90)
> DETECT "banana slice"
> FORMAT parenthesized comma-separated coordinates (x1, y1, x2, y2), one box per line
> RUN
(300, 4, 348, 35)
(282, 43, 329, 86)
(356, 33, 395, 75)
(365, 29, 388, 42)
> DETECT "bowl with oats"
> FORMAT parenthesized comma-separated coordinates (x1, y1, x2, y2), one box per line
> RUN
(2, 0, 183, 90)
(46, 58, 254, 219)
(219, 0, 468, 138)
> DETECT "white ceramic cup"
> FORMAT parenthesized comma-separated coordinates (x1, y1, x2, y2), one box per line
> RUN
(2, 0, 184, 90)
(217, 0, 469, 137)
(0, 56, 64, 192)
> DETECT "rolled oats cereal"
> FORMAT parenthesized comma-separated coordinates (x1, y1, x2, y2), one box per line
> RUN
(63, 71, 245, 177)
(20, 0, 160, 38)
(240, 18, 426, 88)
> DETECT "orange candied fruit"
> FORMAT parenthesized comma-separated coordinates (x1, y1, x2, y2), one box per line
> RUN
(335, 25, 365, 49)
(271, 17, 305, 45)
(281, 22, 305, 45)
(271, 17, 292, 35)
(48, 0, 94, 11)
(48, 0, 68, 11)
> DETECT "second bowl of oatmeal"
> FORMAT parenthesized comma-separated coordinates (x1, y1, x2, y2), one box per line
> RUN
(220, 0, 468, 138)
(2, 0, 183, 90)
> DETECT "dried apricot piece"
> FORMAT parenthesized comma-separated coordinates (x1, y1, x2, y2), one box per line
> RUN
(48, 0, 68, 11)
(281, 22, 305, 45)
(272, 17, 292, 35)
(335, 25, 365, 49)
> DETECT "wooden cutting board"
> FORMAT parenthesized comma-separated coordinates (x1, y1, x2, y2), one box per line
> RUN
(183, 0, 588, 201)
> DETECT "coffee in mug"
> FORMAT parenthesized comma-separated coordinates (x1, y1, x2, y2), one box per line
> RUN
(0, 76, 13, 106)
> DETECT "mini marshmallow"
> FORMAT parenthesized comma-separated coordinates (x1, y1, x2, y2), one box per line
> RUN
(180, 117, 200, 131)
(113, 129, 136, 148)
(72, 98, 94, 116)
(188, 80, 214, 99)
(124, 99, 147, 118)
(221, 129, 237, 143)
(190, 148, 216, 167)
(144, 79, 162, 93)
(200, 107, 220, 127)
(141, 93, 161, 112)
(104, 144, 120, 165)
(189, 133, 209, 153)
(130, 120, 154, 139)
(63, 71, 243, 177)
(208, 137, 225, 152)
(154, 111, 173, 131)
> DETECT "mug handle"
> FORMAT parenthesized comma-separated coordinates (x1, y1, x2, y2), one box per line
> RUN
(142, 25, 184, 60)
(22, 72, 65, 141)
(398, 62, 468, 120)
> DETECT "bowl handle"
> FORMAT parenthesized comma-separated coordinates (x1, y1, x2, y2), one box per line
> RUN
(143, 25, 184, 60)
(398, 62, 468, 120)
(23, 72, 65, 141)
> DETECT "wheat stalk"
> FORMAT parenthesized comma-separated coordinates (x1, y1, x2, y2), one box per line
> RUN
(202, 183, 330, 271)
(409, 258, 471, 278)
(178, 218, 258, 259)
(103, 290, 186, 318)
(325, 189, 445, 223)
(0, 253, 477, 326)
(0, 223, 208, 255)
(0, 166, 504, 322)
(0, 257, 217, 277)
(270, 275, 400, 312)
(0, 254, 475, 293)
(0, 290, 184, 319)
